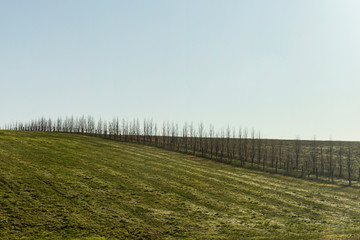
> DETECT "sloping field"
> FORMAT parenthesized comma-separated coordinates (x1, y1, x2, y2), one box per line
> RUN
(1, 131, 360, 239)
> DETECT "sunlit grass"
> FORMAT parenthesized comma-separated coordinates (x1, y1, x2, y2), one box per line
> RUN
(1, 131, 360, 239)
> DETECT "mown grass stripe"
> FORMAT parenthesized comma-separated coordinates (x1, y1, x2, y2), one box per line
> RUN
(1, 131, 360, 239)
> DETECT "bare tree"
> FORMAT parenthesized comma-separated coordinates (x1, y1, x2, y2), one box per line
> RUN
(48, 118, 52, 132)
(338, 144, 343, 177)
(271, 140, 276, 169)
(87, 116, 95, 135)
(122, 118, 127, 141)
(278, 140, 283, 169)
(226, 126, 231, 162)
(275, 146, 278, 173)
(294, 136, 301, 171)
(243, 128, 248, 163)
(56, 117, 62, 132)
(79, 115, 86, 134)
(162, 122, 166, 148)
(192, 128, 197, 156)
(73, 116, 79, 133)
(143, 119, 147, 144)
(209, 124, 214, 159)
(203, 130, 209, 158)
(347, 147, 352, 186)
(183, 122, 188, 153)
(166, 121, 171, 146)
(263, 147, 267, 171)
(103, 120, 108, 137)
(115, 117, 120, 139)
(40, 117, 46, 132)
(97, 118, 103, 136)
(286, 147, 291, 173)
(108, 119, 114, 137)
(154, 122, 158, 146)
(171, 122, 177, 150)
(309, 136, 316, 174)
(320, 146, 324, 175)
(135, 119, 140, 142)
(220, 129, 225, 161)
(328, 140, 333, 183)
(215, 132, 220, 160)
(199, 122, 204, 156)
(189, 123, 196, 155)
(251, 128, 255, 168)
(232, 128, 236, 162)
(257, 131, 261, 167)
(148, 119, 153, 145)
(69, 116, 74, 133)
(238, 127, 242, 163)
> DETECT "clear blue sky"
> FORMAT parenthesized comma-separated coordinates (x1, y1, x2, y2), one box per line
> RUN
(1, 0, 360, 140)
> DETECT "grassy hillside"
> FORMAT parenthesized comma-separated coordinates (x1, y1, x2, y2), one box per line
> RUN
(1, 131, 360, 239)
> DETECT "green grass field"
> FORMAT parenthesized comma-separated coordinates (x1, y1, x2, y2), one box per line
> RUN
(1, 131, 360, 239)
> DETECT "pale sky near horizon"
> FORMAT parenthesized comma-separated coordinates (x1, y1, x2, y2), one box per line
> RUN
(1, 0, 360, 141)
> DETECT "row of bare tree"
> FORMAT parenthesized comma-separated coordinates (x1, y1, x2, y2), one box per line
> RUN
(4, 116, 359, 186)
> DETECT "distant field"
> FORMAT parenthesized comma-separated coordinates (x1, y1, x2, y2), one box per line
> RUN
(1, 131, 360, 239)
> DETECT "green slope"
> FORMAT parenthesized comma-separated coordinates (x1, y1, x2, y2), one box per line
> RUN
(1, 131, 360, 239)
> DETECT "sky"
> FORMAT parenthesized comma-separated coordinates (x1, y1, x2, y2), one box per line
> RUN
(1, 0, 360, 141)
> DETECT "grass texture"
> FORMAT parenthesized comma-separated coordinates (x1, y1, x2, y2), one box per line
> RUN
(1, 131, 360, 239)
